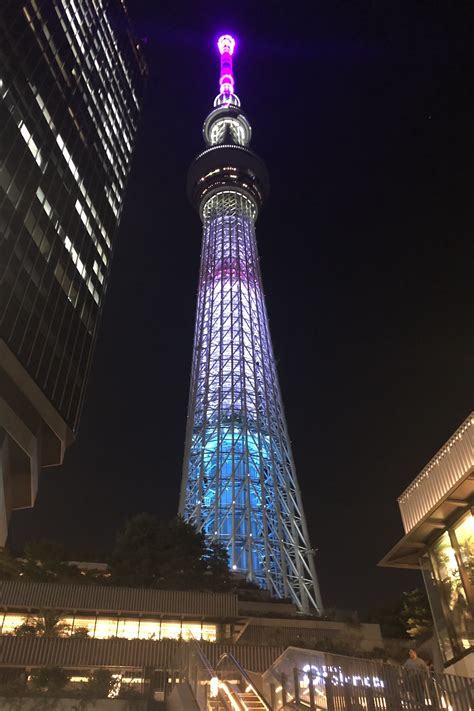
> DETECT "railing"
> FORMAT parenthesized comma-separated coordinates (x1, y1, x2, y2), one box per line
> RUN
(172, 638, 227, 709)
(262, 647, 474, 710)
(172, 639, 272, 710)
(215, 651, 272, 709)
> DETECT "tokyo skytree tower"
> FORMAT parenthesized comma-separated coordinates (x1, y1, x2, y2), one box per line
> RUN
(180, 35, 323, 613)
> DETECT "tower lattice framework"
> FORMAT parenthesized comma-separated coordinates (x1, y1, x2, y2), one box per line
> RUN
(180, 35, 323, 613)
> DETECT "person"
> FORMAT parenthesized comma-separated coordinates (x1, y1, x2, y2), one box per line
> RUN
(404, 648, 428, 706)
(404, 648, 428, 673)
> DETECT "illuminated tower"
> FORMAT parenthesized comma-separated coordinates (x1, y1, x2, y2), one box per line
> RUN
(180, 35, 323, 613)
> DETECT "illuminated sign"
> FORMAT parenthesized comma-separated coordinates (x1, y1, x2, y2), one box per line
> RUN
(302, 664, 385, 689)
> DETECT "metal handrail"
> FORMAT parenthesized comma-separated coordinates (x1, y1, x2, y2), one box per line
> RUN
(215, 651, 272, 709)
(184, 638, 233, 710)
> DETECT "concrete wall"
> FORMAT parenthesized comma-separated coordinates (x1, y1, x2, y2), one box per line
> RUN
(237, 617, 383, 651)
(445, 653, 474, 678)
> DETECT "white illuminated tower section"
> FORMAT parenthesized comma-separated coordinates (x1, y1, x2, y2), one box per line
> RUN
(180, 35, 323, 613)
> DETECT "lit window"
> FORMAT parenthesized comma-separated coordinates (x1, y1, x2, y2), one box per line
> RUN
(18, 120, 43, 167)
(431, 532, 473, 650)
(116, 618, 139, 639)
(453, 513, 474, 590)
(181, 622, 203, 641)
(1, 613, 28, 635)
(137, 620, 160, 640)
(201, 624, 217, 642)
(57, 133, 80, 180)
(35, 92, 53, 128)
(94, 618, 118, 639)
(161, 622, 182, 640)
(72, 617, 97, 637)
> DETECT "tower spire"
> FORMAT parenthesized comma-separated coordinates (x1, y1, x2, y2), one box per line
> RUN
(217, 34, 236, 100)
(181, 34, 323, 614)
(215, 34, 240, 107)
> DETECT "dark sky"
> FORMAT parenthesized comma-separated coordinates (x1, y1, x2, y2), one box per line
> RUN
(9, 0, 473, 613)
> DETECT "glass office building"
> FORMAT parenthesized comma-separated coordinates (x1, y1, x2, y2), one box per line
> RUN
(0, 0, 146, 543)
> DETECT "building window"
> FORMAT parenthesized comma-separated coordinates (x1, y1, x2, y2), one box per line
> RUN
(420, 553, 454, 662)
(71, 616, 97, 637)
(0, 612, 217, 642)
(201, 623, 217, 642)
(453, 511, 474, 589)
(94, 617, 119, 639)
(0, 613, 26, 635)
(116, 618, 139, 639)
(137, 619, 160, 640)
(430, 531, 474, 656)
(160, 621, 182, 640)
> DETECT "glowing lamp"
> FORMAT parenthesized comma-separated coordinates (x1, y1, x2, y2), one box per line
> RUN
(217, 34, 236, 56)
(210, 676, 219, 698)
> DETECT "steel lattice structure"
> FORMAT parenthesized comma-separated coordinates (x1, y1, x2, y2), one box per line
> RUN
(180, 35, 323, 613)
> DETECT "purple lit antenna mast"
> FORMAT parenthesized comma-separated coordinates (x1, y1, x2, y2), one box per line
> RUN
(180, 34, 323, 613)
(217, 34, 236, 100)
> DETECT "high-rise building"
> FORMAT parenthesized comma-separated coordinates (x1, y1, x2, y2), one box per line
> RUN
(180, 35, 323, 613)
(0, 1, 147, 544)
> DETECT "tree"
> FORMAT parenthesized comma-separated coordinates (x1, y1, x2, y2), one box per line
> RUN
(14, 611, 70, 638)
(20, 538, 101, 585)
(0, 547, 22, 580)
(400, 588, 432, 639)
(30, 666, 69, 692)
(14, 619, 38, 637)
(109, 514, 231, 590)
(85, 669, 118, 698)
(366, 601, 407, 639)
(23, 539, 65, 571)
(204, 540, 231, 588)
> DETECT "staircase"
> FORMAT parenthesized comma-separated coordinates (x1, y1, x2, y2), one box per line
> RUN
(209, 686, 268, 710)
(236, 689, 268, 709)
(172, 639, 271, 710)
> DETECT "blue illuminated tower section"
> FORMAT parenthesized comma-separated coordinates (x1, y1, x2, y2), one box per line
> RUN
(180, 36, 323, 613)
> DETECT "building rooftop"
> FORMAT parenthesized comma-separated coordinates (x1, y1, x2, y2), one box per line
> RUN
(380, 412, 474, 568)
(0, 581, 238, 618)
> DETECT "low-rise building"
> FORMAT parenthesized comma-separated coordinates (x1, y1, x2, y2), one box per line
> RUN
(380, 412, 474, 676)
(0, 580, 382, 683)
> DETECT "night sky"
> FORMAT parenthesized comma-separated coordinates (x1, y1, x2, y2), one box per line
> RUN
(9, 0, 473, 613)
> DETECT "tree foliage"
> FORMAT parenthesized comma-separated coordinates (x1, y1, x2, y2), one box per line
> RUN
(30, 666, 70, 691)
(366, 600, 407, 639)
(0, 547, 22, 579)
(366, 587, 433, 641)
(14, 611, 71, 638)
(109, 514, 231, 591)
(400, 587, 432, 639)
(1, 515, 237, 593)
(0, 540, 106, 585)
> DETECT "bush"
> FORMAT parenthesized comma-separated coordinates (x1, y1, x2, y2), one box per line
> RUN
(30, 666, 69, 692)
(14, 621, 38, 637)
(71, 626, 90, 638)
(0, 676, 27, 698)
(83, 669, 119, 698)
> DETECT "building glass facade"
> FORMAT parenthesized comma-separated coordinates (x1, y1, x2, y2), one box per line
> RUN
(421, 510, 474, 664)
(0, 0, 146, 431)
(0, 0, 146, 542)
(0, 612, 217, 642)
